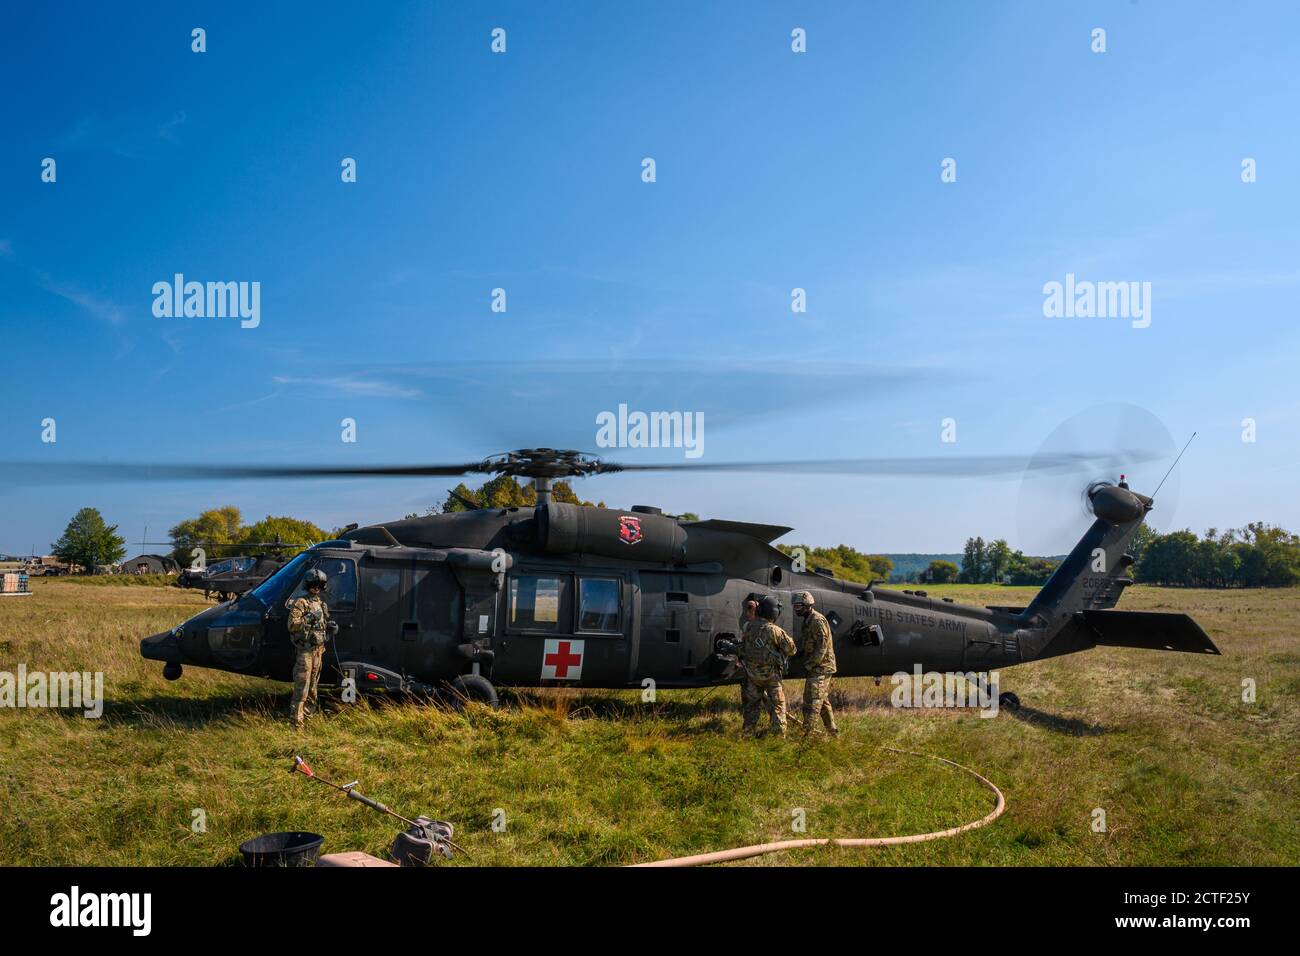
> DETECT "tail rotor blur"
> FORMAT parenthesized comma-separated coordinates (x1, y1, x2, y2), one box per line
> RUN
(1016, 404, 1181, 556)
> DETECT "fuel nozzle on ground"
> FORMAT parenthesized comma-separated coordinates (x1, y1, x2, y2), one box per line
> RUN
(290, 755, 463, 865)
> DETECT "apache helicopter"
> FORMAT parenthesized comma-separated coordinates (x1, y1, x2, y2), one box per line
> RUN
(106, 447, 1220, 709)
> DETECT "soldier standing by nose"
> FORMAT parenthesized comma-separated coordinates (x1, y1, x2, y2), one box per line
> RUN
(288, 568, 332, 730)
(793, 591, 839, 737)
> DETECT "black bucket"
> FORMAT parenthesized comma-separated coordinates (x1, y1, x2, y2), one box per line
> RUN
(239, 831, 325, 867)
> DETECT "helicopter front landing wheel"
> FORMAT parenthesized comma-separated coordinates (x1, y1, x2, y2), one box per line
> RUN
(446, 674, 500, 710)
(998, 691, 1020, 711)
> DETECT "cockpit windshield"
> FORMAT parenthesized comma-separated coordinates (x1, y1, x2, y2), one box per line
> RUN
(248, 551, 312, 609)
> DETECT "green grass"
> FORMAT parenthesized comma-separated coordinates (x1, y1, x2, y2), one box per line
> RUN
(0, 579, 1296, 866)
(42, 573, 180, 587)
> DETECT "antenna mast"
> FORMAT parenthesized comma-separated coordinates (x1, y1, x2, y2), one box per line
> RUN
(1152, 432, 1196, 499)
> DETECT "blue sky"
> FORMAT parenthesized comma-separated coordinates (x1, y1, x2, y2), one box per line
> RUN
(2, 1, 1298, 556)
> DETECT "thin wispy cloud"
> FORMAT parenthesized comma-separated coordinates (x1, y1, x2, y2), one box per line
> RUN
(157, 110, 187, 143)
(36, 271, 128, 325)
(272, 375, 423, 399)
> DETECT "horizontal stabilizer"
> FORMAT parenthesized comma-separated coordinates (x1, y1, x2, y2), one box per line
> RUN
(682, 518, 793, 543)
(1079, 609, 1221, 655)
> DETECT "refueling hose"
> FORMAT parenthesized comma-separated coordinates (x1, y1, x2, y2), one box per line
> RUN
(634, 747, 1006, 867)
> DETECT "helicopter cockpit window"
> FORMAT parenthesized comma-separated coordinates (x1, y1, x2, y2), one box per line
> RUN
(509, 575, 562, 631)
(578, 578, 620, 633)
(249, 552, 311, 609)
(287, 558, 357, 611)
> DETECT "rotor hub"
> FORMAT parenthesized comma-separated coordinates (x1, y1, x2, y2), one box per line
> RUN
(479, 449, 608, 480)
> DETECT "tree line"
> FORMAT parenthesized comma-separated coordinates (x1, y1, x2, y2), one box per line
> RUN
(1128, 523, 1300, 588)
(943, 522, 1300, 589)
(167, 507, 328, 566)
(934, 537, 1061, 586)
(44, 506, 331, 572)
(776, 543, 894, 584)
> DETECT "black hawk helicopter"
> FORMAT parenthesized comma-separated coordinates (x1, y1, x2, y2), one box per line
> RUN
(101, 446, 1218, 709)
(170, 544, 306, 602)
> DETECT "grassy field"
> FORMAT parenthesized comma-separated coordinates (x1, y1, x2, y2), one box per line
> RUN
(0, 578, 1296, 866)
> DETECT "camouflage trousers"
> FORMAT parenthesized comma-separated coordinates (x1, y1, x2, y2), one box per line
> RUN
(802, 671, 838, 736)
(742, 676, 787, 736)
(290, 644, 325, 728)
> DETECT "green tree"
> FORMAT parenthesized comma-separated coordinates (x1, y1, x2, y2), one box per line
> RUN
(777, 543, 892, 584)
(168, 507, 329, 564)
(242, 516, 328, 551)
(1139, 530, 1198, 585)
(1006, 553, 1059, 585)
(1232, 523, 1300, 587)
(1128, 523, 1156, 571)
(926, 559, 959, 583)
(437, 476, 604, 513)
(959, 537, 988, 583)
(169, 506, 243, 565)
(986, 539, 1013, 583)
(1129, 523, 1300, 589)
(52, 507, 126, 572)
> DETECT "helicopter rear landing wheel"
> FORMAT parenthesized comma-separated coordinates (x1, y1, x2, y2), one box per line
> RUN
(998, 691, 1020, 711)
(446, 674, 500, 710)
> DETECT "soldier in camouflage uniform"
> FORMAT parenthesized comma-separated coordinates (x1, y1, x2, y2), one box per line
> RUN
(740, 596, 796, 736)
(288, 568, 332, 729)
(737, 599, 763, 732)
(792, 591, 838, 737)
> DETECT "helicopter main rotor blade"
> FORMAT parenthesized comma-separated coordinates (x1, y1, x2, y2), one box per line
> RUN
(602, 450, 1162, 478)
(0, 449, 1163, 487)
(0, 461, 492, 485)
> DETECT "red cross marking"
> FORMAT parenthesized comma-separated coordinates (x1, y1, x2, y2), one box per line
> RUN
(544, 641, 582, 678)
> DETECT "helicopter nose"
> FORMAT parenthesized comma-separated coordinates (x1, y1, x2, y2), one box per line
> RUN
(141, 627, 184, 665)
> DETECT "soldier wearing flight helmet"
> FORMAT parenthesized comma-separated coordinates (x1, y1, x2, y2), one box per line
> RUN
(287, 568, 334, 729)
(792, 590, 839, 737)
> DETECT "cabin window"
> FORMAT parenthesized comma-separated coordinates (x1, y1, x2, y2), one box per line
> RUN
(666, 591, 689, 604)
(578, 578, 621, 633)
(509, 575, 563, 631)
(315, 557, 357, 610)
(287, 557, 357, 611)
